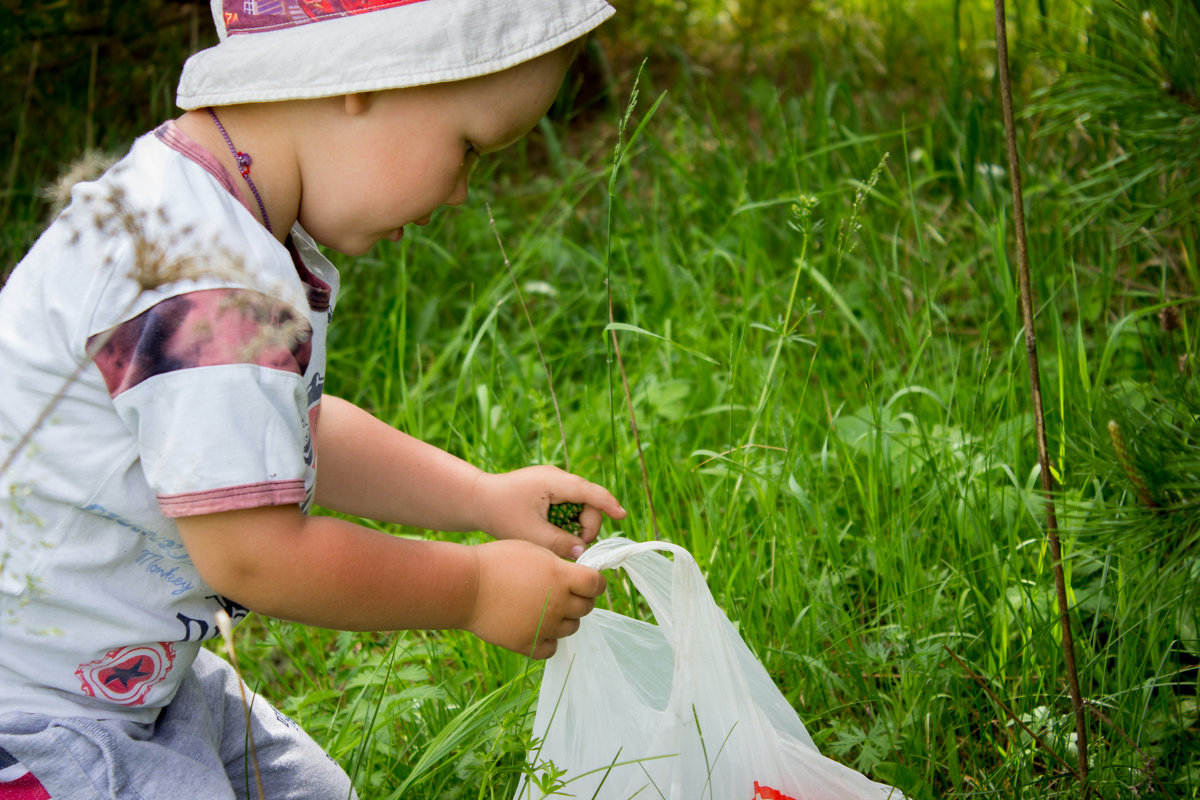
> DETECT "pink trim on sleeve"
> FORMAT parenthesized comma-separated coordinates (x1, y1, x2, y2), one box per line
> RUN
(158, 481, 307, 518)
(154, 120, 255, 219)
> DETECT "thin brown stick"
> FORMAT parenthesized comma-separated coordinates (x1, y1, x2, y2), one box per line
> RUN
(604, 61, 659, 539)
(3, 40, 40, 222)
(0, 296, 135, 483)
(86, 41, 99, 153)
(606, 294, 660, 539)
(1086, 701, 1164, 795)
(943, 645, 1076, 776)
(1085, 702, 1159, 787)
(993, 1, 1090, 789)
(216, 611, 265, 800)
(485, 203, 571, 472)
(0, 343, 102, 481)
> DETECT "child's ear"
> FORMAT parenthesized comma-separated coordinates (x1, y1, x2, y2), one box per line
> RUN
(344, 92, 374, 116)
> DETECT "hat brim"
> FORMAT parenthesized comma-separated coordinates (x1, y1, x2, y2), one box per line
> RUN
(177, 0, 614, 110)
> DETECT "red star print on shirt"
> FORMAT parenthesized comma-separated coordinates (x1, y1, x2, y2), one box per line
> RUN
(75, 643, 176, 706)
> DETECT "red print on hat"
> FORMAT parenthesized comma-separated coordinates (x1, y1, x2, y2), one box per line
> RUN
(224, 0, 430, 35)
(75, 643, 176, 706)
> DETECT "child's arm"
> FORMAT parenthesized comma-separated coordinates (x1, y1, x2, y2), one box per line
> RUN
(174, 395, 625, 657)
(175, 506, 602, 659)
(312, 395, 626, 558)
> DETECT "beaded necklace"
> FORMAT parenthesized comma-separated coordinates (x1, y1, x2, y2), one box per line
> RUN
(206, 107, 273, 235)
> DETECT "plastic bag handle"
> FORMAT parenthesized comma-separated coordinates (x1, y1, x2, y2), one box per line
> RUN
(577, 537, 703, 638)
(577, 537, 690, 572)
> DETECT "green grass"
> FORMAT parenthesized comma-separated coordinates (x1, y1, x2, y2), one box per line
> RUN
(275, 49, 1194, 797)
(3, 1, 1198, 798)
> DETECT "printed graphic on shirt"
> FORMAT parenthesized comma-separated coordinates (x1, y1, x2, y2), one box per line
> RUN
(83, 504, 194, 567)
(90, 288, 313, 399)
(224, 0, 428, 35)
(75, 643, 176, 706)
(211, 594, 250, 625)
(177, 595, 249, 642)
(0, 747, 50, 800)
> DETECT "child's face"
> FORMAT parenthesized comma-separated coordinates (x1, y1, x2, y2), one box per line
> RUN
(297, 50, 571, 256)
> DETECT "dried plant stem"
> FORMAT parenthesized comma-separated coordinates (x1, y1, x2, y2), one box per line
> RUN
(216, 611, 266, 800)
(1085, 701, 1160, 789)
(86, 41, 99, 153)
(0, 358, 93, 483)
(944, 646, 1077, 776)
(607, 288, 659, 539)
(605, 62, 660, 540)
(993, 0, 1089, 789)
(3, 40, 40, 222)
(0, 298, 133, 483)
(485, 203, 570, 472)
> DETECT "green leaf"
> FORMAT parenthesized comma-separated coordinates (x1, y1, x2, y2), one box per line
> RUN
(602, 322, 721, 365)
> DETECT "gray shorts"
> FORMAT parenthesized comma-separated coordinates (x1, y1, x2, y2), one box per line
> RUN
(0, 648, 356, 800)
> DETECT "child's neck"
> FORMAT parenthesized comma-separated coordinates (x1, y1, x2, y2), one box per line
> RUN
(176, 104, 301, 244)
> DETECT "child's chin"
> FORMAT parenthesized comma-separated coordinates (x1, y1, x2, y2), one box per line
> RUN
(339, 235, 382, 257)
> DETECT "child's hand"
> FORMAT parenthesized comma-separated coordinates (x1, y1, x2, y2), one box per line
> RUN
(471, 466, 626, 560)
(464, 539, 607, 659)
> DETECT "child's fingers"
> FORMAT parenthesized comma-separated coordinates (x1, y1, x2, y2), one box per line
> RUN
(470, 541, 603, 658)
(550, 596, 595, 634)
(537, 526, 589, 561)
(577, 505, 607, 543)
(547, 474, 626, 546)
(562, 477, 626, 522)
(568, 562, 607, 600)
(531, 566, 604, 658)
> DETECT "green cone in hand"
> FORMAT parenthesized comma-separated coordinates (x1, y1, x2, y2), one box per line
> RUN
(548, 502, 583, 534)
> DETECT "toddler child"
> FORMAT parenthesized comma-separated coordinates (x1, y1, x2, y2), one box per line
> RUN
(0, 1, 624, 797)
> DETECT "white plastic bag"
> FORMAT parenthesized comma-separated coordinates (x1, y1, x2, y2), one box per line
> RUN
(516, 538, 905, 800)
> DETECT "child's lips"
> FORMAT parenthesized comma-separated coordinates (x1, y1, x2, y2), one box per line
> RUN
(388, 215, 431, 242)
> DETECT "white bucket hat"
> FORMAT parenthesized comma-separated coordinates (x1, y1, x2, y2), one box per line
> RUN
(176, 0, 615, 110)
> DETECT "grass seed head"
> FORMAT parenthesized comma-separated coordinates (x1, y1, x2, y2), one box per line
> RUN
(548, 502, 583, 534)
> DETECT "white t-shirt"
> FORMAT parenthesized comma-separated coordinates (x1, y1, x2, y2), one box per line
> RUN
(0, 123, 338, 724)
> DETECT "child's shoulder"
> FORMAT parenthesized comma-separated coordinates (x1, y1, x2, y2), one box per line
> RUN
(8, 126, 313, 339)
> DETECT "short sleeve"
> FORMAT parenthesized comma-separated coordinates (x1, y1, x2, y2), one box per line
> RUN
(89, 287, 318, 517)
